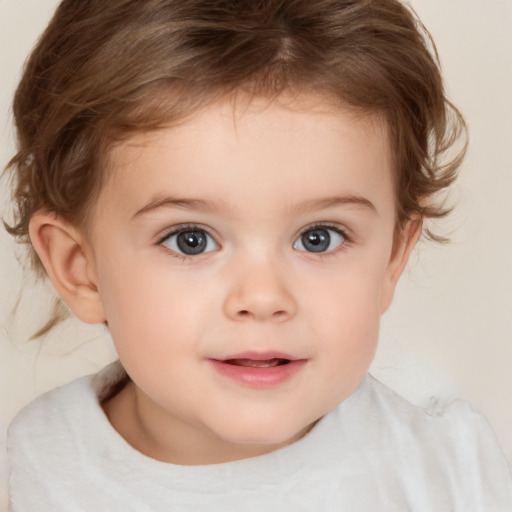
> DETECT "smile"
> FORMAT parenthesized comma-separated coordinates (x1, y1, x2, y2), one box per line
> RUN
(208, 352, 307, 388)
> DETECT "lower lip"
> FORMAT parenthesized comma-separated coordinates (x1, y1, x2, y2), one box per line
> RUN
(208, 359, 307, 388)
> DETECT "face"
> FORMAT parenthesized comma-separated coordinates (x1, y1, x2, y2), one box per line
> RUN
(84, 95, 414, 464)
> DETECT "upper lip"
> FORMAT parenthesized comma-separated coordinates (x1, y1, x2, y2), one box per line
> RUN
(213, 351, 305, 362)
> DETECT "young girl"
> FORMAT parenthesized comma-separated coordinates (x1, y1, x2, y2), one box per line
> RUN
(3, 0, 512, 509)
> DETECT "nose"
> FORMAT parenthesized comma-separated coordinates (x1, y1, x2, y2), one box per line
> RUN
(223, 262, 298, 322)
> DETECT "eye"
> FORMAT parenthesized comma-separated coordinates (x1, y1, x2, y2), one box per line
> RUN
(161, 227, 219, 256)
(294, 226, 345, 253)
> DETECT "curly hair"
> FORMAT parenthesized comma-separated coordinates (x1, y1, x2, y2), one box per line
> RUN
(5, 0, 465, 273)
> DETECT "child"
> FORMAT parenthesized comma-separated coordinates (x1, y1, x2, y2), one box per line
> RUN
(4, 0, 512, 509)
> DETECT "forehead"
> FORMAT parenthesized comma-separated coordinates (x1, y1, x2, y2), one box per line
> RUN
(98, 93, 393, 219)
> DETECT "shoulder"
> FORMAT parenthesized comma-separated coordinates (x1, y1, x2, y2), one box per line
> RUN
(7, 361, 125, 454)
(363, 375, 505, 453)
(329, 375, 512, 508)
(7, 362, 126, 509)
(7, 371, 97, 467)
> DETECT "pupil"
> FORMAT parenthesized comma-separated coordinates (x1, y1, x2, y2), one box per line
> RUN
(177, 230, 206, 255)
(302, 228, 330, 253)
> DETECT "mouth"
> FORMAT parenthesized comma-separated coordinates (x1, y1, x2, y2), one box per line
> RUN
(223, 358, 291, 368)
(209, 352, 307, 388)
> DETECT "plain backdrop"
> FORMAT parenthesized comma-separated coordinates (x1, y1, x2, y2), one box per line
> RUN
(1, 0, 511, 507)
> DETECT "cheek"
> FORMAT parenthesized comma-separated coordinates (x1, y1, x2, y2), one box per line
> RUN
(293, 272, 382, 417)
(99, 261, 218, 356)
(314, 288, 380, 357)
(301, 259, 386, 358)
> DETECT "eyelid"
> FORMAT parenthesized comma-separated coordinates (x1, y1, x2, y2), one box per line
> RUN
(294, 222, 349, 253)
(297, 222, 348, 239)
(156, 222, 350, 255)
(157, 224, 221, 259)
(157, 223, 218, 245)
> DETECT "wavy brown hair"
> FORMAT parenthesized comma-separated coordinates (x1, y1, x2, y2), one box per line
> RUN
(5, 0, 466, 328)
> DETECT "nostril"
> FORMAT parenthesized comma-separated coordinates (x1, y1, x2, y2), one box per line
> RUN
(272, 310, 288, 319)
(235, 309, 289, 320)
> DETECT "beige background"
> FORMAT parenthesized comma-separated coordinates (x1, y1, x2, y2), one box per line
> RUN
(1, 0, 511, 506)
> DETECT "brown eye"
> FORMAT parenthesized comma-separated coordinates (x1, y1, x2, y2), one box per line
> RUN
(294, 227, 345, 253)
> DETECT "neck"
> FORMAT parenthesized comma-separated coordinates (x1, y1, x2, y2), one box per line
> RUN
(103, 381, 310, 465)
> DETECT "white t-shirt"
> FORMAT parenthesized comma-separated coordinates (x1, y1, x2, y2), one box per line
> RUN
(7, 362, 512, 511)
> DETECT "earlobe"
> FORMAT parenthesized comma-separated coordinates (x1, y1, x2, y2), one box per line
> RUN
(29, 212, 106, 324)
(379, 217, 422, 314)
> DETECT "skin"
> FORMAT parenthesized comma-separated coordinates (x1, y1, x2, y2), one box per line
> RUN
(30, 94, 420, 465)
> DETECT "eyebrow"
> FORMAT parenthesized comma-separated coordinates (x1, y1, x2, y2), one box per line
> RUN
(132, 194, 377, 219)
(132, 196, 221, 219)
(290, 195, 377, 215)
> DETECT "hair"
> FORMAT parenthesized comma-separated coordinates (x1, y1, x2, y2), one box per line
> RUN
(4, 0, 466, 333)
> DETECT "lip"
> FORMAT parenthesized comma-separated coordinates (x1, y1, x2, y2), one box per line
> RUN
(208, 351, 307, 388)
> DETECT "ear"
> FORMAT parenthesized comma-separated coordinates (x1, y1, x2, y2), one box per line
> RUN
(29, 211, 106, 324)
(379, 217, 422, 314)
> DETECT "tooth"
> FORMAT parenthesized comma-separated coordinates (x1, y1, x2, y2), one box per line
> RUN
(228, 358, 283, 368)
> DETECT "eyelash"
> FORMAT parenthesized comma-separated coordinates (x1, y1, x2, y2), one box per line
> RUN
(156, 222, 350, 259)
(295, 223, 350, 256)
(157, 224, 219, 259)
